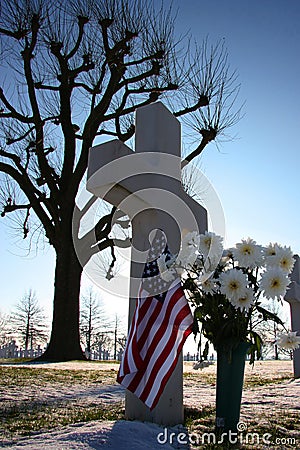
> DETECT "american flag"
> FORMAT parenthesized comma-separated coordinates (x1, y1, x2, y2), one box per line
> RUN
(117, 230, 193, 410)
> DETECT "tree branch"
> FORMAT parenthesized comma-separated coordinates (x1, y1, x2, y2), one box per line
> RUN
(0, 26, 28, 40)
(181, 130, 217, 168)
(0, 160, 55, 244)
(125, 50, 165, 67)
(21, 16, 60, 199)
(118, 62, 162, 89)
(1, 202, 30, 216)
(103, 96, 159, 122)
(0, 88, 34, 123)
(105, 245, 116, 280)
(6, 126, 35, 145)
(66, 16, 89, 60)
(34, 83, 59, 91)
(174, 95, 209, 117)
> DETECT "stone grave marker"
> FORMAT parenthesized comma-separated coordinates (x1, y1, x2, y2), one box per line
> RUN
(86, 102, 207, 425)
(284, 254, 300, 378)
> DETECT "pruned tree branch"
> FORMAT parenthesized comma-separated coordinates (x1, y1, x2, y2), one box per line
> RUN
(0, 88, 34, 123)
(66, 15, 89, 61)
(0, 160, 55, 244)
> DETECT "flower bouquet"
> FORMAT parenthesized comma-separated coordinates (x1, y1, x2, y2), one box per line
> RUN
(158, 231, 298, 362)
(158, 231, 299, 432)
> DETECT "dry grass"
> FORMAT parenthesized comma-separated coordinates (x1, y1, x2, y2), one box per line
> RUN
(0, 360, 299, 449)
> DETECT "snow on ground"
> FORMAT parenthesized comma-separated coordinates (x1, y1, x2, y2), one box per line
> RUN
(2, 420, 186, 450)
(1, 360, 299, 449)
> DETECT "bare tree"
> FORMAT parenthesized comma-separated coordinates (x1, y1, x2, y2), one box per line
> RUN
(80, 287, 111, 357)
(112, 313, 126, 359)
(0, 310, 10, 346)
(0, 0, 241, 361)
(117, 333, 127, 353)
(254, 299, 289, 360)
(93, 313, 127, 360)
(93, 331, 112, 359)
(10, 289, 49, 349)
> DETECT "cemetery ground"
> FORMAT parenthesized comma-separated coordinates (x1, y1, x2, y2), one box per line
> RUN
(0, 360, 299, 449)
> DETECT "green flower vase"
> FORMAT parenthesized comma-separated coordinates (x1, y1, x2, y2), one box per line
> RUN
(215, 341, 250, 433)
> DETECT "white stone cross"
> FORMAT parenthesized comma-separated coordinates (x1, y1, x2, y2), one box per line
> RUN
(86, 102, 207, 425)
(284, 254, 300, 378)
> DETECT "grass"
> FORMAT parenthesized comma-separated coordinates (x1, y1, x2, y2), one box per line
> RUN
(0, 360, 298, 448)
(184, 406, 299, 449)
(0, 366, 117, 387)
(0, 358, 32, 364)
(1, 400, 124, 438)
(183, 361, 297, 449)
(0, 363, 122, 441)
(183, 370, 292, 388)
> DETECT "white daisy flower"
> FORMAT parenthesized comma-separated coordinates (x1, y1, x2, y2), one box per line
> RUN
(259, 267, 290, 299)
(219, 268, 248, 301)
(232, 237, 263, 268)
(264, 242, 277, 258)
(175, 231, 200, 269)
(182, 231, 200, 250)
(157, 254, 176, 282)
(229, 288, 255, 312)
(199, 232, 223, 275)
(265, 244, 295, 274)
(199, 231, 223, 258)
(176, 247, 197, 268)
(276, 331, 300, 350)
(199, 277, 215, 295)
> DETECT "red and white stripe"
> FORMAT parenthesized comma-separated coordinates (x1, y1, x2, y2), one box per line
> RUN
(117, 279, 193, 410)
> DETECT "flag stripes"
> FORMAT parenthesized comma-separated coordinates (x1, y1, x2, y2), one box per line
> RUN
(117, 278, 193, 410)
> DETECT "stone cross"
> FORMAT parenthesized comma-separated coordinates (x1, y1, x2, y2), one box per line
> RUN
(86, 102, 207, 425)
(284, 254, 300, 378)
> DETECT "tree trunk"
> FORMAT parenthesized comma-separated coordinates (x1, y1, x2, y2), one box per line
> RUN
(25, 315, 30, 351)
(274, 343, 279, 360)
(38, 242, 86, 362)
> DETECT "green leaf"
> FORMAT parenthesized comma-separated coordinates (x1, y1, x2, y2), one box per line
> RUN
(192, 315, 199, 337)
(202, 340, 209, 360)
(248, 330, 263, 364)
(256, 305, 285, 326)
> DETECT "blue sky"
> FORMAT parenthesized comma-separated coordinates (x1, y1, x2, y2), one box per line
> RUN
(1, 1, 299, 351)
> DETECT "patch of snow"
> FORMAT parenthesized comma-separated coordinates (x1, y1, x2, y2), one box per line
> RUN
(3, 420, 190, 450)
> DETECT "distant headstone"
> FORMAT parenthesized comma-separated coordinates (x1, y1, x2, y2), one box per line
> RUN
(284, 254, 300, 378)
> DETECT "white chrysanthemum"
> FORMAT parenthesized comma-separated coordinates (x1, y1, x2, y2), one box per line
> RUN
(259, 267, 290, 299)
(232, 237, 263, 268)
(182, 231, 200, 249)
(265, 244, 295, 274)
(176, 248, 197, 268)
(199, 277, 215, 295)
(219, 268, 248, 301)
(157, 254, 176, 282)
(176, 231, 200, 269)
(199, 231, 223, 258)
(276, 331, 300, 350)
(199, 232, 223, 275)
(264, 242, 277, 258)
(229, 288, 255, 312)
